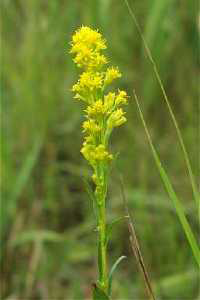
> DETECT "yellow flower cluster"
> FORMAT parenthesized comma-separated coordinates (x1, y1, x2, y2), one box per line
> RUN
(104, 67, 121, 86)
(70, 26, 128, 191)
(70, 26, 107, 69)
(82, 119, 101, 133)
(81, 143, 113, 165)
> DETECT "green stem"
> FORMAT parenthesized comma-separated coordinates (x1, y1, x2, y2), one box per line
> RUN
(96, 166, 108, 293)
(98, 199, 108, 290)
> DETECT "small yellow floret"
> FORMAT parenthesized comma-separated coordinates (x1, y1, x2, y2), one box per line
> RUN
(108, 108, 126, 128)
(104, 67, 121, 85)
(70, 26, 107, 69)
(71, 26, 106, 51)
(80, 143, 95, 163)
(81, 143, 113, 165)
(73, 72, 103, 95)
(93, 144, 113, 161)
(115, 90, 128, 106)
(86, 100, 105, 117)
(81, 72, 103, 89)
(82, 120, 101, 133)
(104, 92, 116, 112)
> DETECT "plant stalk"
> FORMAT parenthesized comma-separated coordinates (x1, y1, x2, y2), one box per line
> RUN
(97, 167, 108, 294)
(98, 200, 108, 290)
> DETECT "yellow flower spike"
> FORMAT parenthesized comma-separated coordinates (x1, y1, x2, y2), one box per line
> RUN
(70, 26, 128, 294)
(104, 67, 121, 85)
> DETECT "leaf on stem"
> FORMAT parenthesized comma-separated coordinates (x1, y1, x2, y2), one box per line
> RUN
(108, 256, 126, 297)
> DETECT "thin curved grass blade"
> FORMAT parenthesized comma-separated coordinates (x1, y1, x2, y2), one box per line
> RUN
(108, 255, 126, 297)
(123, 0, 199, 206)
(134, 90, 200, 267)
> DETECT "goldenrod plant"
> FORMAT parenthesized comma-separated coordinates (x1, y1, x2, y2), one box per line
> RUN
(70, 26, 128, 299)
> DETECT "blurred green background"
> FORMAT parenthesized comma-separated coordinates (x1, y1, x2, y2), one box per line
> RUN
(1, 0, 199, 299)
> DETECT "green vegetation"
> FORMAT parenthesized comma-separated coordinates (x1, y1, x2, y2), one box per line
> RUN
(1, 0, 199, 299)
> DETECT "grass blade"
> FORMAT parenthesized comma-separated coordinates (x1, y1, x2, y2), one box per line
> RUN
(123, 0, 199, 206)
(108, 255, 126, 297)
(1, 136, 43, 235)
(119, 176, 156, 300)
(134, 90, 200, 267)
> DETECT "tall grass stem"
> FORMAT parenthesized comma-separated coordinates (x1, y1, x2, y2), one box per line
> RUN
(134, 90, 200, 267)
(124, 0, 199, 205)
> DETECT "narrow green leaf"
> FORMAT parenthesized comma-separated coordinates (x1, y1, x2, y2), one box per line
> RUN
(1, 136, 43, 234)
(108, 256, 126, 296)
(12, 136, 43, 203)
(134, 91, 200, 267)
(92, 284, 110, 300)
(124, 0, 199, 206)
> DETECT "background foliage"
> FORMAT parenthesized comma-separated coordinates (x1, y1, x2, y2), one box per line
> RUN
(1, 0, 199, 299)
